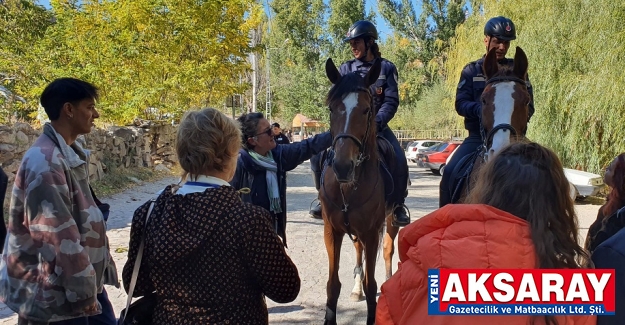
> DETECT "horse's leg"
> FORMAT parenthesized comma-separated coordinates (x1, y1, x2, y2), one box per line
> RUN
(350, 240, 365, 301)
(324, 220, 344, 325)
(363, 229, 381, 325)
(384, 213, 400, 280)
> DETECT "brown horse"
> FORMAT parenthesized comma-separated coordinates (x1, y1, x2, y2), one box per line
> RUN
(453, 46, 531, 202)
(319, 58, 399, 325)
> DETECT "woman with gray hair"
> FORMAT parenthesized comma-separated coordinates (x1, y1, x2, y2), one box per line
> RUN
(231, 112, 332, 247)
(123, 108, 300, 324)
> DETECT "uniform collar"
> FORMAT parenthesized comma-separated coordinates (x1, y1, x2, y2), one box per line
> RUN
(354, 58, 375, 69)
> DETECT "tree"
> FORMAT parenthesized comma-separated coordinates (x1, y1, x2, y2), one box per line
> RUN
(265, 0, 329, 122)
(0, 0, 53, 121)
(443, 0, 625, 172)
(1, 0, 263, 124)
(378, 0, 465, 83)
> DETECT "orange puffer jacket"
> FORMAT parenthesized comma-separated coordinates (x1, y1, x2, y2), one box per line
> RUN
(376, 204, 596, 325)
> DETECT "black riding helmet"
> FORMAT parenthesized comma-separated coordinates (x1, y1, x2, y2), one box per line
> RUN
(484, 16, 516, 41)
(343, 20, 378, 42)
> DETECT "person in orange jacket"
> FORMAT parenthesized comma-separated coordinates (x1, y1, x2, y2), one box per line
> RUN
(376, 142, 595, 325)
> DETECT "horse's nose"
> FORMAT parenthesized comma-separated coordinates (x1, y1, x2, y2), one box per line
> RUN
(333, 160, 355, 183)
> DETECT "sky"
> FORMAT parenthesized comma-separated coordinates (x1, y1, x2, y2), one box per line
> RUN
(36, 0, 410, 40)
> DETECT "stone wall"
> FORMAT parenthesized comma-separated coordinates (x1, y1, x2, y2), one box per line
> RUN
(0, 123, 178, 184)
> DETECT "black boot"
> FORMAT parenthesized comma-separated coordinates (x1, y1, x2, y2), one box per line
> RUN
(310, 170, 323, 219)
(310, 203, 322, 219)
(392, 205, 410, 227)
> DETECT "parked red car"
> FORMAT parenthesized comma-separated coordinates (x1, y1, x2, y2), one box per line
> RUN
(423, 141, 461, 175)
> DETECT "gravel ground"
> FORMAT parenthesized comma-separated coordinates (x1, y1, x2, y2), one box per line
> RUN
(0, 161, 600, 324)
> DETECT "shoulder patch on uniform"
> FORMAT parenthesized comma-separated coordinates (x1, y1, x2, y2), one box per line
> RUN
(473, 76, 485, 82)
(378, 74, 386, 80)
(458, 79, 466, 89)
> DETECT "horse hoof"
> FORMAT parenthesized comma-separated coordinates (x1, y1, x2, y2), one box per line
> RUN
(350, 292, 364, 301)
(324, 320, 337, 325)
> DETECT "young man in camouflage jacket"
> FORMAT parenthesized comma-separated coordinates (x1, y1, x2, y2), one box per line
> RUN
(0, 78, 117, 324)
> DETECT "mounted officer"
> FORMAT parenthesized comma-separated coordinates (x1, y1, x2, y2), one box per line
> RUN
(439, 16, 535, 207)
(310, 20, 411, 227)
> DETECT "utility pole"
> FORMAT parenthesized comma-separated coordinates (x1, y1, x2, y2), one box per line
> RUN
(251, 43, 257, 112)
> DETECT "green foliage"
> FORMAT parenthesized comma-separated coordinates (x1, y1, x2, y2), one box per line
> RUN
(378, 0, 466, 84)
(0, 0, 53, 122)
(1, 0, 262, 124)
(443, 0, 625, 172)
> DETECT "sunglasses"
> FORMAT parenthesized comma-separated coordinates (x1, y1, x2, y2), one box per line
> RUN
(254, 127, 273, 137)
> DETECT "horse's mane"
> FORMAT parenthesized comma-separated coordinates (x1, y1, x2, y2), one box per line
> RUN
(326, 72, 368, 107)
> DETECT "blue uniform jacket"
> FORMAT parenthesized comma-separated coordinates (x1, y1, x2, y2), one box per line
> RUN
(340, 58, 399, 130)
(592, 226, 625, 325)
(230, 132, 332, 247)
(455, 57, 535, 135)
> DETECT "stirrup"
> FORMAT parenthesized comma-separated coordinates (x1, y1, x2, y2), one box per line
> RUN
(392, 204, 411, 227)
(309, 198, 322, 219)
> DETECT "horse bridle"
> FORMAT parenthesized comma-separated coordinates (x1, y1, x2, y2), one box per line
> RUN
(324, 86, 378, 243)
(479, 76, 528, 159)
(330, 86, 374, 167)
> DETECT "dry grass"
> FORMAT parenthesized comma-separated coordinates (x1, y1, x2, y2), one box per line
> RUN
(90, 166, 174, 197)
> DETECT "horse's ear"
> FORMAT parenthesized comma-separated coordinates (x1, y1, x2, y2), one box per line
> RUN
(365, 59, 382, 87)
(513, 46, 528, 79)
(482, 47, 499, 79)
(326, 58, 341, 84)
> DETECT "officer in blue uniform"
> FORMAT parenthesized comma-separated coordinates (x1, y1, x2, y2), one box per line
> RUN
(309, 20, 411, 227)
(439, 16, 535, 207)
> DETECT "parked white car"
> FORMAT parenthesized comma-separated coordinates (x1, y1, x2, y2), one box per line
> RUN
(405, 140, 443, 162)
(438, 149, 603, 200)
(564, 168, 604, 199)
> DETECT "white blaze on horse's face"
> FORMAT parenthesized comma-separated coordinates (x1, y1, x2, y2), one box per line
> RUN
(487, 82, 516, 159)
(341, 92, 359, 133)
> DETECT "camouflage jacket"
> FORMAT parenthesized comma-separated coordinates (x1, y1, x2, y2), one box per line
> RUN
(0, 123, 116, 322)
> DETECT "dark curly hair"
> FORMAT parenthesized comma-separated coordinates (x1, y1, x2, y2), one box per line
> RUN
(237, 112, 264, 150)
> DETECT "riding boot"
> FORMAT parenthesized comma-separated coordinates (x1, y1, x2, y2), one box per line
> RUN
(310, 170, 323, 219)
(392, 205, 410, 227)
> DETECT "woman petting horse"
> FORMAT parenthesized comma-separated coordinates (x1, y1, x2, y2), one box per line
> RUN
(231, 112, 331, 247)
(377, 142, 595, 325)
(440, 16, 535, 207)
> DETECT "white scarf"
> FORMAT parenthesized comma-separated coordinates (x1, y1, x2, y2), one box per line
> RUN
(248, 150, 282, 213)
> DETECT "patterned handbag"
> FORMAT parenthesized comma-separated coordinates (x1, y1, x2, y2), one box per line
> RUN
(118, 200, 157, 325)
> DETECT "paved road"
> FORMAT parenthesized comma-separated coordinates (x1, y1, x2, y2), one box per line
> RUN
(0, 161, 600, 324)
